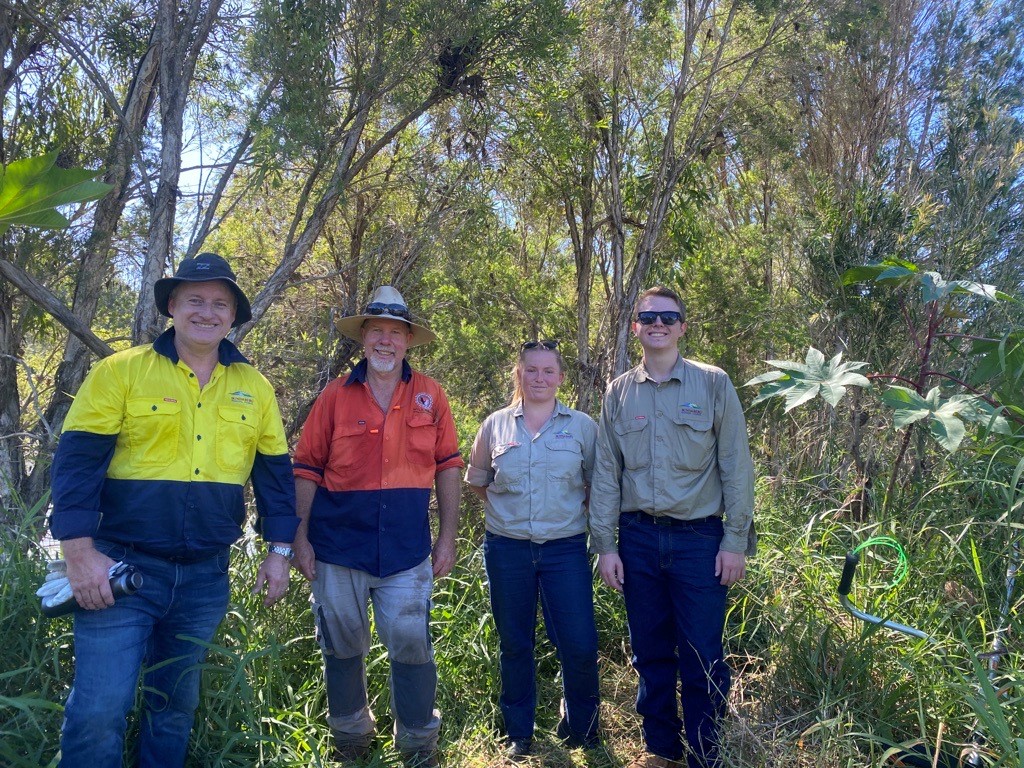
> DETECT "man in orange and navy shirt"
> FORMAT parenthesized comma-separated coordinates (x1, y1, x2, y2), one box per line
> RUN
(292, 286, 463, 768)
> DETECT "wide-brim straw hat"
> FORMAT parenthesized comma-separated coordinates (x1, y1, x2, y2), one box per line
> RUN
(154, 252, 252, 327)
(334, 286, 436, 347)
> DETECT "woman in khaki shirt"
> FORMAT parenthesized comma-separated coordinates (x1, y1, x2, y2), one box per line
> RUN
(465, 341, 600, 760)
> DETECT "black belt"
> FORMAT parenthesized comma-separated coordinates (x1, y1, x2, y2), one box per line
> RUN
(623, 510, 721, 526)
(123, 541, 224, 564)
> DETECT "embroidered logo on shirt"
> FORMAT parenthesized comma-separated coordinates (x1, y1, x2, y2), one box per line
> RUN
(163, 397, 177, 403)
(230, 390, 254, 405)
(554, 430, 574, 439)
(680, 403, 704, 416)
(415, 392, 433, 411)
(634, 415, 646, 420)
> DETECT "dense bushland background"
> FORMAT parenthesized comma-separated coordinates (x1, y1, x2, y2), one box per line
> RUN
(2, 0, 1023, 765)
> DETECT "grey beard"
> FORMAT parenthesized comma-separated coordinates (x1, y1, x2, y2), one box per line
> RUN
(368, 355, 397, 373)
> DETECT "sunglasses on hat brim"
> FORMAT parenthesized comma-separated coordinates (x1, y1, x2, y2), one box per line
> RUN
(364, 302, 411, 320)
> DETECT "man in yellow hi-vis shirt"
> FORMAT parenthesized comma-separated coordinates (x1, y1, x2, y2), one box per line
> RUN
(48, 253, 299, 768)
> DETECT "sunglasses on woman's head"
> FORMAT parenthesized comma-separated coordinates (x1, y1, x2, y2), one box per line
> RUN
(521, 340, 559, 351)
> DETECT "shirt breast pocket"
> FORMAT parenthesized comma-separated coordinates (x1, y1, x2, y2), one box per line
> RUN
(490, 442, 524, 492)
(406, 413, 437, 466)
(330, 420, 371, 471)
(545, 437, 585, 496)
(544, 437, 583, 480)
(125, 399, 181, 468)
(613, 417, 651, 470)
(670, 413, 714, 471)
(216, 406, 258, 473)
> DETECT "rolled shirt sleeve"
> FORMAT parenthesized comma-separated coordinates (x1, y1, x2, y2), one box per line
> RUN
(431, 387, 464, 473)
(465, 415, 496, 488)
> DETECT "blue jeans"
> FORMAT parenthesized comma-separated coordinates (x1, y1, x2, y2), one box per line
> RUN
(59, 541, 230, 768)
(483, 532, 600, 743)
(619, 513, 730, 768)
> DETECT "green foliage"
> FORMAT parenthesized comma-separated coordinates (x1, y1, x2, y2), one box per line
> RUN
(841, 257, 1013, 304)
(745, 346, 871, 411)
(0, 152, 111, 236)
(880, 386, 1009, 452)
(4, 475, 1023, 766)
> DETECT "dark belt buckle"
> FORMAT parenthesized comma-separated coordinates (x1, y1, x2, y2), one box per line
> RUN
(652, 514, 672, 526)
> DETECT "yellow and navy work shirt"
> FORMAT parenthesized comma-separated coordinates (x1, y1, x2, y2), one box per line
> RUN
(589, 355, 756, 556)
(466, 400, 597, 543)
(293, 359, 464, 577)
(50, 329, 298, 561)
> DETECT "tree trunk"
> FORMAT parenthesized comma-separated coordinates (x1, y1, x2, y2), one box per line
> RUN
(132, 0, 225, 344)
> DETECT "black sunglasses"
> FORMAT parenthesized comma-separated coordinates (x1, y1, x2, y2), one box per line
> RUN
(636, 311, 683, 326)
(365, 302, 411, 320)
(521, 340, 559, 351)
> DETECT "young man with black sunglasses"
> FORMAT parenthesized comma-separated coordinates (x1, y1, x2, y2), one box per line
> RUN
(589, 286, 756, 768)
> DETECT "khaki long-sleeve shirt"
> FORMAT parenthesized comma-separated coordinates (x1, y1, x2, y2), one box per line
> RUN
(589, 355, 756, 556)
(466, 400, 597, 543)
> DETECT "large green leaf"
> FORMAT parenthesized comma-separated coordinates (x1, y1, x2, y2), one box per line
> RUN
(842, 260, 1015, 304)
(744, 347, 871, 411)
(920, 271, 1009, 303)
(0, 152, 112, 235)
(880, 386, 1011, 451)
(840, 257, 919, 286)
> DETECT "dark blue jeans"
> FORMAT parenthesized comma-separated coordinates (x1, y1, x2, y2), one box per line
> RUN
(483, 532, 600, 743)
(619, 513, 730, 768)
(59, 541, 230, 768)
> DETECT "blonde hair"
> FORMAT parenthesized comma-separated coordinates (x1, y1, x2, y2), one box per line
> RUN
(510, 342, 565, 405)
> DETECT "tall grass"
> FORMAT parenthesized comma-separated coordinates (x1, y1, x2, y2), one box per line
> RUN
(1, 479, 1020, 767)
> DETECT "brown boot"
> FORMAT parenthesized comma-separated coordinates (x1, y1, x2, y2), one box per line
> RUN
(329, 737, 374, 765)
(625, 755, 685, 768)
(402, 749, 441, 768)
(331, 742, 371, 766)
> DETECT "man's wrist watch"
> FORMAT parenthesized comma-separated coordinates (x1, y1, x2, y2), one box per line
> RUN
(268, 544, 295, 561)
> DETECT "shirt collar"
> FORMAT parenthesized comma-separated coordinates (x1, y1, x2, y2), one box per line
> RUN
(511, 398, 571, 418)
(634, 354, 685, 383)
(153, 327, 249, 366)
(345, 357, 413, 386)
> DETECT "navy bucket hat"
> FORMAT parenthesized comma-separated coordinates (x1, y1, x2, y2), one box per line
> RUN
(154, 252, 252, 327)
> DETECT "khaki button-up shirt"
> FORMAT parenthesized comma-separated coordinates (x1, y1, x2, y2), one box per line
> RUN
(589, 355, 755, 556)
(466, 400, 597, 543)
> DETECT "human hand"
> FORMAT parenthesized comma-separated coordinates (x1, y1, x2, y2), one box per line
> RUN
(253, 552, 291, 607)
(598, 553, 625, 592)
(431, 536, 456, 578)
(63, 539, 116, 611)
(715, 550, 746, 586)
(293, 535, 317, 582)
